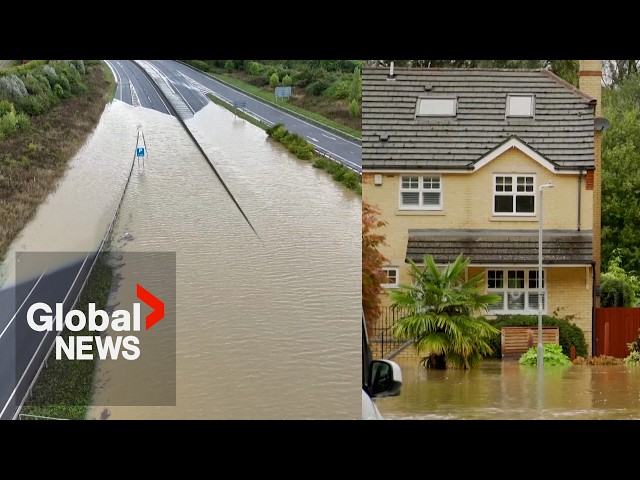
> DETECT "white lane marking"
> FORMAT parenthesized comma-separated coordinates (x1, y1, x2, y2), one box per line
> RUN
(322, 133, 336, 140)
(0, 253, 91, 419)
(139, 61, 195, 115)
(130, 82, 140, 107)
(0, 269, 48, 340)
(307, 136, 319, 142)
(176, 64, 362, 149)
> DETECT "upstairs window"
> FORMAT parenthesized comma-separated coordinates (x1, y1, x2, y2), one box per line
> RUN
(493, 174, 535, 216)
(507, 94, 534, 117)
(416, 97, 457, 117)
(399, 175, 442, 210)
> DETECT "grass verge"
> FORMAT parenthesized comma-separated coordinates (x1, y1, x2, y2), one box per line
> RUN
(211, 73, 362, 140)
(19, 251, 114, 420)
(0, 62, 114, 262)
(206, 93, 267, 130)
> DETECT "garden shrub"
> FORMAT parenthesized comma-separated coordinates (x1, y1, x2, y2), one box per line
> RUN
(485, 314, 588, 358)
(269, 72, 279, 87)
(519, 344, 572, 366)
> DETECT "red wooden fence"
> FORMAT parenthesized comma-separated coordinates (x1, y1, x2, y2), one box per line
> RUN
(594, 307, 640, 358)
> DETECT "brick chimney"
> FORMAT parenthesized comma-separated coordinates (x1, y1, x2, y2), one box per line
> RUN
(579, 60, 602, 307)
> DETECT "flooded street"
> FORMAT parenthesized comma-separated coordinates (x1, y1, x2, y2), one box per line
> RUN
(84, 101, 360, 419)
(376, 358, 640, 420)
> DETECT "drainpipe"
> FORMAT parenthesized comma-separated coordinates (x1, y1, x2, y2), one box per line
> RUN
(577, 170, 583, 231)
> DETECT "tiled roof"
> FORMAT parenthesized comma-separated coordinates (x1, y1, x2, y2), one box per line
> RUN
(363, 67, 596, 171)
(406, 229, 593, 265)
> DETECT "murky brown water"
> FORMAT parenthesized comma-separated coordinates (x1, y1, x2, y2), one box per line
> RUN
(376, 358, 640, 420)
(0, 101, 135, 288)
(84, 101, 361, 419)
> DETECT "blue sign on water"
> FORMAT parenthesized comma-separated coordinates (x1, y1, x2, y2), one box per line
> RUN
(136, 147, 145, 157)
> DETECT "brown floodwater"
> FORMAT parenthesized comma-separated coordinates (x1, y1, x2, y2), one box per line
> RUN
(82, 100, 361, 419)
(375, 357, 640, 420)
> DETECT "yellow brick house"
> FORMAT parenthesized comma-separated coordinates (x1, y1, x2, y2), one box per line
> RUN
(362, 61, 605, 354)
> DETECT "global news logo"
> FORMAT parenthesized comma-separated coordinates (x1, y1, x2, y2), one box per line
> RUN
(25, 284, 164, 361)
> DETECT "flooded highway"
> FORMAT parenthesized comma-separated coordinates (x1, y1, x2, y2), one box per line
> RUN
(81, 100, 361, 419)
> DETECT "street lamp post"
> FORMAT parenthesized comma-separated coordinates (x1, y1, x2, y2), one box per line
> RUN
(538, 181, 555, 374)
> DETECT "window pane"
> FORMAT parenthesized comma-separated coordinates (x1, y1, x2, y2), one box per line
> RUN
(402, 192, 420, 205)
(423, 192, 440, 206)
(488, 270, 504, 289)
(423, 177, 440, 189)
(517, 177, 534, 192)
(508, 95, 533, 117)
(529, 292, 544, 310)
(418, 98, 456, 116)
(507, 291, 525, 310)
(489, 292, 505, 311)
(516, 195, 534, 213)
(402, 176, 418, 189)
(528, 270, 545, 289)
(495, 196, 513, 213)
(384, 268, 397, 285)
(508, 270, 524, 288)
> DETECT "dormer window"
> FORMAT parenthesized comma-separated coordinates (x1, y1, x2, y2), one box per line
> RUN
(416, 97, 457, 117)
(506, 94, 535, 118)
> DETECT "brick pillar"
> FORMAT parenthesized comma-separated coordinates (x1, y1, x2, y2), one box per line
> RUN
(579, 60, 602, 307)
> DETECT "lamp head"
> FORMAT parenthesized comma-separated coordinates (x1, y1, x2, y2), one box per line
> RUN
(539, 181, 555, 191)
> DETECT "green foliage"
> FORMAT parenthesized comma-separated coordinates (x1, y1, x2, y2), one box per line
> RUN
(0, 99, 14, 115)
(601, 75, 640, 275)
(519, 343, 572, 366)
(349, 66, 361, 102)
(282, 74, 292, 87)
(269, 72, 279, 87)
(185, 60, 211, 72)
(390, 254, 501, 369)
(224, 60, 234, 73)
(54, 83, 64, 98)
(600, 249, 640, 306)
(249, 62, 261, 76)
(485, 314, 588, 358)
(27, 142, 37, 152)
(348, 99, 360, 117)
(266, 123, 314, 160)
(312, 157, 361, 194)
(306, 80, 329, 96)
(625, 351, 640, 365)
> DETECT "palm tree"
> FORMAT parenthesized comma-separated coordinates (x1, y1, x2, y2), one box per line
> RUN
(391, 254, 501, 370)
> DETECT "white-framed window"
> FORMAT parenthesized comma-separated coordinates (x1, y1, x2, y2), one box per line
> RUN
(506, 94, 535, 118)
(382, 267, 399, 288)
(493, 174, 535, 215)
(399, 175, 442, 210)
(487, 268, 545, 313)
(416, 97, 457, 117)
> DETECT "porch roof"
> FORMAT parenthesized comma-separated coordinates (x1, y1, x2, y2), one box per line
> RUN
(406, 229, 593, 265)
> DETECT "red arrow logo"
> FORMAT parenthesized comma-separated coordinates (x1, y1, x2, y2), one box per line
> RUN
(136, 284, 164, 330)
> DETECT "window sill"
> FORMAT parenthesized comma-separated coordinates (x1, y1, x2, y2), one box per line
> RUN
(396, 210, 445, 216)
(490, 216, 537, 222)
(489, 311, 547, 315)
(382, 285, 399, 289)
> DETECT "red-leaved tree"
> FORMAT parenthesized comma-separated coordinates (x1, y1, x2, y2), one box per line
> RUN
(362, 200, 388, 337)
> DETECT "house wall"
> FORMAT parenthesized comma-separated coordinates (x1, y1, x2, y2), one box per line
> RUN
(378, 265, 594, 354)
(363, 148, 594, 272)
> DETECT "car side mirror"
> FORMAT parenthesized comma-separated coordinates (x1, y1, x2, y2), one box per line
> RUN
(369, 359, 402, 398)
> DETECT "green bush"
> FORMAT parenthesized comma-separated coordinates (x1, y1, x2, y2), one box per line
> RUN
(322, 80, 349, 99)
(305, 80, 329, 96)
(282, 74, 292, 87)
(348, 99, 360, 117)
(625, 351, 640, 365)
(54, 84, 64, 98)
(519, 343, 572, 366)
(224, 60, 234, 73)
(185, 60, 210, 72)
(485, 314, 588, 358)
(269, 72, 280, 87)
(249, 62, 261, 76)
(0, 99, 14, 115)
(601, 276, 635, 306)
